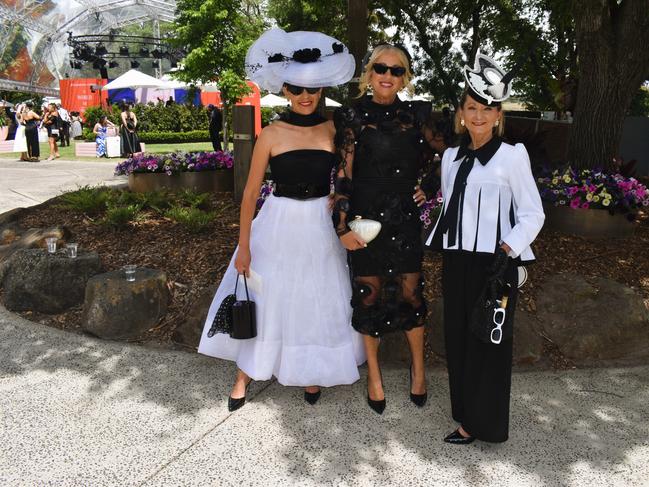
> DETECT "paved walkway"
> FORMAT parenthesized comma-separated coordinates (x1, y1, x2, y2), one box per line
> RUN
(1, 305, 647, 486)
(0, 157, 125, 214)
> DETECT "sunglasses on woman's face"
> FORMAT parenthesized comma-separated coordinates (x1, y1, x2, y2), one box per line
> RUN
(285, 84, 321, 95)
(372, 63, 407, 77)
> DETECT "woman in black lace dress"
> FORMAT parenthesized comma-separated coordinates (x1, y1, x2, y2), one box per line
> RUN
(334, 45, 437, 414)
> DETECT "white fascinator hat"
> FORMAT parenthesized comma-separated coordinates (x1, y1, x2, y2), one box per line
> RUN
(245, 28, 356, 93)
(462, 50, 517, 106)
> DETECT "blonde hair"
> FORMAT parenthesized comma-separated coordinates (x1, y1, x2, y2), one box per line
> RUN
(454, 89, 505, 137)
(357, 45, 415, 98)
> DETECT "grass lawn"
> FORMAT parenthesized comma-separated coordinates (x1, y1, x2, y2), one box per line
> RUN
(0, 140, 231, 161)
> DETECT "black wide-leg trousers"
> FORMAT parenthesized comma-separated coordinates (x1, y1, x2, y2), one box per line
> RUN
(442, 251, 519, 443)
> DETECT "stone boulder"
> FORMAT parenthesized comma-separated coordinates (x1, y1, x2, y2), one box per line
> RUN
(82, 268, 169, 340)
(536, 274, 649, 363)
(424, 297, 544, 365)
(171, 284, 217, 348)
(1, 249, 102, 313)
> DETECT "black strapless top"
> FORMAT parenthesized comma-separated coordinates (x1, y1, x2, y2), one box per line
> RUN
(269, 149, 335, 199)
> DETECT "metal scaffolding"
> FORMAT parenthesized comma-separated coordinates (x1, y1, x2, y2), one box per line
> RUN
(0, 0, 178, 94)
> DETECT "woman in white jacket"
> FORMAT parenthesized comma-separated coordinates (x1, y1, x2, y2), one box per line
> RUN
(425, 51, 544, 444)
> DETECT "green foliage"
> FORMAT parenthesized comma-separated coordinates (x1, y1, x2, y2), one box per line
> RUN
(628, 87, 649, 116)
(132, 103, 208, 132)
(103, 204, 141, 228)
(58, 186, 111, 216)
(218, 69, 253, 109)
(83, 105, 120, 128)
(0, 110, 7, 127)
(138, 130, 211, 143)
(165, 205, 215, 233)
(175, 189, 211, 209)
(260, 107, 277, 127)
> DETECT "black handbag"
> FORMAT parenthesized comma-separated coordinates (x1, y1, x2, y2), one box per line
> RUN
(230, 274, 257, 339)
(206, 274, 256, 339)
(470, 282, 514, 345)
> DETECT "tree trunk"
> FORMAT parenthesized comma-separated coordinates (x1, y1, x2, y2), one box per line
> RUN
(347, 0, 369, 99)
(568, 0, 649, 170)
(223, 105, 229, 151)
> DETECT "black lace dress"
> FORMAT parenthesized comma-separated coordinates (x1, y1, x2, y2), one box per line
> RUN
(334, 95, 436, 337)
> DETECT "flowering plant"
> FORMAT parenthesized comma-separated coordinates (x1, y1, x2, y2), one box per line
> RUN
(115, 150, 234, 176)
(420, 190, 444, 229)
(536, 166, 649, 220)
(257, 180, 274, 209)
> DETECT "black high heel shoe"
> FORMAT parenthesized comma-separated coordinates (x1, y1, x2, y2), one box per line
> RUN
(443, 428, 475, 445)
(228, 378, 252, 412)
(304, 388, 322, 405)
(367, 371, 386, 415)
(409, 365, 427, 407)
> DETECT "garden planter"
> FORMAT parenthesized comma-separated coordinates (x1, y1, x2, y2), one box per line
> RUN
(128, 170, 234, 193)
(543, 204, 635, 238)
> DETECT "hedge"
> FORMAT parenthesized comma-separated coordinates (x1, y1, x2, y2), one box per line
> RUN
(84, 130, 210, 144)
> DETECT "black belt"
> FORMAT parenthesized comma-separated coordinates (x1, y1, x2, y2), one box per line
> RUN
(353, 177, 417, 193)
(273, 182, 330, 200)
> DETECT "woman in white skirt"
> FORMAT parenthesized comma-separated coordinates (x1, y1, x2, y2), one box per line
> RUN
(13, 104, 29, 161)
(198, 29, 365, 410)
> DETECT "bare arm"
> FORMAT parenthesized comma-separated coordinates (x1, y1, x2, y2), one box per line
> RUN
(233, 126, 273, 275)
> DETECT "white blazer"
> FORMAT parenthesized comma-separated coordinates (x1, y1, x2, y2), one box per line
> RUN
(425, 141, 545, 263)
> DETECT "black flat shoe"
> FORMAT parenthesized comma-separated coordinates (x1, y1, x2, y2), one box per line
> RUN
(443, 428, 475, 445)
(228, 379, 252, 412)
(304, 389, 322, 405)
(409, 365, 427, 407)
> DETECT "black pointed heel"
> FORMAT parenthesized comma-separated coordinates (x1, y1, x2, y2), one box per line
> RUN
(367, 369, 385, 414)
(443, 428, 475, 445)
(304, 388, 322, 405)
(409, 365, 427, 407)
(228, 378, 252, 412)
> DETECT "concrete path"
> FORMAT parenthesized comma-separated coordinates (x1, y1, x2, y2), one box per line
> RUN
(1, 305, 647, 486)
(0, 158, 126, 214)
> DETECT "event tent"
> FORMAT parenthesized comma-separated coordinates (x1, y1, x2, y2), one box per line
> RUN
(260, 94, 342, 108)
(103, 69, 165, 90)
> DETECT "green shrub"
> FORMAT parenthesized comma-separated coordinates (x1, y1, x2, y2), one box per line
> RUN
(103, 204, 141, 228)
(132, 103, 208, 132)
(138, 130, 211, 143)
(176, 188, 211, 209)
(140, 190, 173, 213)
(58, 186, 111, 215)
(165, 206, 215, 233)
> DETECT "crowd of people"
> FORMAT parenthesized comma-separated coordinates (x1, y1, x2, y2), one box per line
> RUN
(198, 28, 545, 446)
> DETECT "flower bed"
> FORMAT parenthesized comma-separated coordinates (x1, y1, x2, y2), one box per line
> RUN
(115, 150, 234, 176)
(536, 167, 649, 220)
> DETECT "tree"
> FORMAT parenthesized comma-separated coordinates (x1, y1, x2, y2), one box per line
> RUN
(568, 0, 649, 169)
(170, 0, 266, 146)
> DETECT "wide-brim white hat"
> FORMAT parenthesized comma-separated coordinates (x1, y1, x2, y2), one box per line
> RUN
(245, 28, 356, 93)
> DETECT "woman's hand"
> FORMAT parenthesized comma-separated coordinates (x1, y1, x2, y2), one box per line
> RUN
(339, 231, 366, 251)
(234, 246, 251, 276)
(413, 185, 427, 207)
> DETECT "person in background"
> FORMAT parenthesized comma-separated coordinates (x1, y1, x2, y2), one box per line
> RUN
(120, 103, 141, 157)
(93, 115, 116, 158)
(207, 104, 223, 152)
(23, 102, 41, 162)
(70, 112, 83, 139)
(42, 103, 60, 161)
(13, 103, 29, 161)
(57, 104, 71, 147)
(166, 96, 175, 106)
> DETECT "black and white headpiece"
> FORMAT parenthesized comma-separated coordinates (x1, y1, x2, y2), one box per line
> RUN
(245, 28, 356, 93)
(463, 50, 515, 106)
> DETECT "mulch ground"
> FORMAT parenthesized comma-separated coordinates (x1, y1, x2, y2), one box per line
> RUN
(4, 193, 649, 367)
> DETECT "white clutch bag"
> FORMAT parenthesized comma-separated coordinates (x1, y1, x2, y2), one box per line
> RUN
(348, 216, 382, 244)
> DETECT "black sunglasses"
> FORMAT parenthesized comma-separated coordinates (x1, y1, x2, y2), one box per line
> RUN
(372, 63, 406, 77)
(285, 84, 321, 95)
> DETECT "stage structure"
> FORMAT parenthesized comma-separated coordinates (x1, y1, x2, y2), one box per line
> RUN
(0, 0, 178, 95)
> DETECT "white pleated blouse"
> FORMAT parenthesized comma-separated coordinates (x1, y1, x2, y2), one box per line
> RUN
(425, 141, 545, 263)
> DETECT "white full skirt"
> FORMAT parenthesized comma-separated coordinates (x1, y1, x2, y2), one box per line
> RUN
(13, 125, 27, 152)
(198, 194, 366, 387)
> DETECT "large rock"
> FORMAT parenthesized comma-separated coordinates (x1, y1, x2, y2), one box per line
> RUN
(1, 249, 101, 313)
(425, 297, 544, 365)
(536, 274, 649, 362)
(82, 268, 169, 340)
(171, 284, 216, 348)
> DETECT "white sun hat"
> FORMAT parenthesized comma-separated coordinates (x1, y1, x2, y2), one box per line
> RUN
(245, 28, 356, 93)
